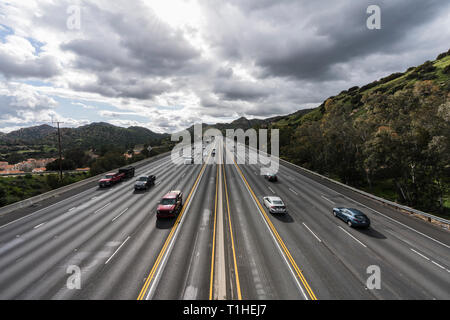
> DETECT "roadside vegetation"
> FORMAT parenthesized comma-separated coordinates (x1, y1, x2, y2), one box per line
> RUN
(0, 173, 89, 207)
(271, 50, 450, 216)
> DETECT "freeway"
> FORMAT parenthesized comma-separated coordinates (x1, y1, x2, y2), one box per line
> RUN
(0, 138, 448, 299)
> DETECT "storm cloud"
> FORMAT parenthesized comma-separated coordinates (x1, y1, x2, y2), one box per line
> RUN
(0, 0, 449, 132)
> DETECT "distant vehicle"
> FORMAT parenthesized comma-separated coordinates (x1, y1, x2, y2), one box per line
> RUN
(263, 196, 287, 214)
(134, 175, 155, 191)
(264, 172, 278, 182)
(212, 149, 216, 156)
(157, 190, 183, 219)
(98, 172, 124, 188)
(119, 166, 135, 179)
(184, 156, 194, 164)
(332, 208, 370, 228)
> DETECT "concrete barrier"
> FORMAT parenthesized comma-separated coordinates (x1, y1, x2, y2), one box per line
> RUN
(0, 152, 171, 217)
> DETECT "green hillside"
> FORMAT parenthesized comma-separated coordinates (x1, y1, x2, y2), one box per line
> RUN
(0, 122, 169, 152)
(270, 49, 450, 215)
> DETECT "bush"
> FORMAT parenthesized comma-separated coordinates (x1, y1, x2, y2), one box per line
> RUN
(436, 49, 450, 60)
(443, 65, 450, 75)
(379, 72, 404, 84)
(0, 186, 7, 206)
(416, 61, 436, 74)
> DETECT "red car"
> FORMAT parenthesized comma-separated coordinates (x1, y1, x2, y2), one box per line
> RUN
(98, 172, 124, 188)
(156, 190, 183, 219)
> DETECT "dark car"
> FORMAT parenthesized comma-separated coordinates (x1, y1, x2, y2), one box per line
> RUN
(119, 166, 135, 179)
(332, 207, 370, 228)
(134, 175, 155, 191)
(264, 172, 278, 182)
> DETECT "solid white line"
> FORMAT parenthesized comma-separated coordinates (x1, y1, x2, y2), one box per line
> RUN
(321, 195, 335, 204)
(112, 208, 128, 222)
(338, 226, 367, 248)
(410, 248, 430, 261)
(94, 202, 111, 214)
(289, 188, 299, 196)
(33, 222, 45, 229)
(69, 207, 76, 211)
(302, 223, 322, 242)
(105, 236, 130, 264)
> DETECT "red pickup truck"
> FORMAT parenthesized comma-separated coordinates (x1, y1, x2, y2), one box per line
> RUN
(156, 190, 183, 219)
(98, 172, 125, 188)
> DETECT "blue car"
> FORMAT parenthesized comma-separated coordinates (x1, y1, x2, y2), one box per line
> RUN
(332, 208, 370, 228)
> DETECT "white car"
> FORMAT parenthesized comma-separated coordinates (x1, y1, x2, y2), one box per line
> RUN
(263, 196, 287, 214)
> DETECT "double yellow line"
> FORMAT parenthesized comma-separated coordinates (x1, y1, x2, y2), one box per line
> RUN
(233, 159, 317, 300)
(209, 153, 242, 300)
(137, 160, 208, 300)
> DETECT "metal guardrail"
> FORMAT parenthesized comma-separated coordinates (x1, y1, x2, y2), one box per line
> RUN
(242, 142, 450, 228)
(0, 170, 90, 177)
(0, 152, 171, 218)
(278, 158, 450, 228)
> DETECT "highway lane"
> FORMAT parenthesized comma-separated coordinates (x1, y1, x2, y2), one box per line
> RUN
(150, 156, 217, 299)
(0, 151, 203, 299)
(231, 140, 450, 299)
(0, 136, 448, 300)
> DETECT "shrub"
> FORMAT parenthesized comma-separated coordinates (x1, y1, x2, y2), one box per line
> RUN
(443, 65, 450, 75)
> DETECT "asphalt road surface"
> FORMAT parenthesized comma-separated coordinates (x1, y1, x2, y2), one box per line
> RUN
(0, 138, 448, 300)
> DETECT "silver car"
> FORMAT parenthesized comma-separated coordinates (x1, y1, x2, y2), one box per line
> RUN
(263, 196, 287, 214)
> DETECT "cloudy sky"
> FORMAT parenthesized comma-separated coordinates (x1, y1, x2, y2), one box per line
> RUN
(0, 0, 449, 133)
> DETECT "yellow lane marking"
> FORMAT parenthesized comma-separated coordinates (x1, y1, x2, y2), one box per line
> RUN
(209, 164, 219, 300)
(137, 160, 208, 300)
(233, 159, 317, 300)
(222, 163, 242, 300)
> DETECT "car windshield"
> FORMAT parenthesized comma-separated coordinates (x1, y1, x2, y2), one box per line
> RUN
(105, 174, 114, 179)
(161, 198, 176, 205)
(273, 200, 283, 205)
(137, 177, 147, 181)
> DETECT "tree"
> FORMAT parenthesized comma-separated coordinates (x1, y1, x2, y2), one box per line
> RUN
(64, 148, 89, 168)
(46, 159, 76, 171)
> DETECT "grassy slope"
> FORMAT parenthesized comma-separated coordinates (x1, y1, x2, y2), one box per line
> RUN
(270, 52, 450, 213)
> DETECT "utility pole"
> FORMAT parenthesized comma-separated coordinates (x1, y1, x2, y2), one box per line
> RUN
(52, 121, 64, 181)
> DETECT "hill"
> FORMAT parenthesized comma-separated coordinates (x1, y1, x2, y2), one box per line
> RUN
(0, 122, 169, 152)
(269, 49, 450, 214)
